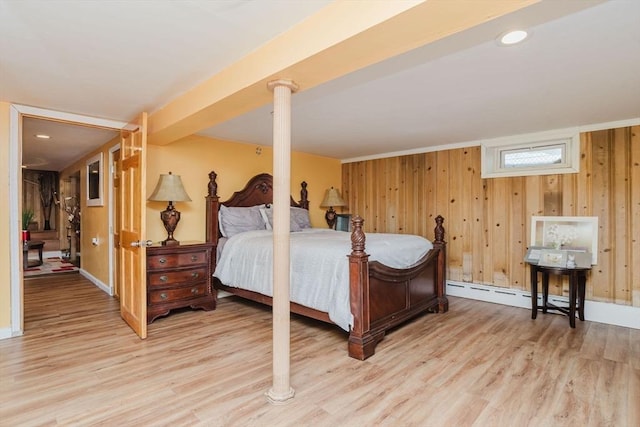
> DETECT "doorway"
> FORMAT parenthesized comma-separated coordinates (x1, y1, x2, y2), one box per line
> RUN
(9, 104, 128, 336)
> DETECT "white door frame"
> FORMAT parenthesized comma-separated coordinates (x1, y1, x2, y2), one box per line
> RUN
(107, 144, 121, 297)
(9, 103, 128, 336)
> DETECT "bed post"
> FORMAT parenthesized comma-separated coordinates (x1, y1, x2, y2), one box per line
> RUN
(433, 215, 448, 313)
(205, 170, 220, 270)
(298, 181, 309, 210)
(347, 216, 382, 360)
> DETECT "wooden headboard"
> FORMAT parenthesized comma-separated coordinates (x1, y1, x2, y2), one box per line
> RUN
(205, 171, 309, 248)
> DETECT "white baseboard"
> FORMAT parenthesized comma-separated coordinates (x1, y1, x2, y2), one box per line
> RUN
(0, 327, 19, 339)
(80, 269, 113, 296)
(447, 280, 640, 330)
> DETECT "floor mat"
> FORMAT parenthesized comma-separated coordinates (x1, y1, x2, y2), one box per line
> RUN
(24, 257, 79, 278)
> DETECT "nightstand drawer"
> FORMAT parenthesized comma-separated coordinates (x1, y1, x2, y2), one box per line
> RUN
(148, 267, 208, 287)
(147, 250, 208, 269)
(148, 283, 209, 304)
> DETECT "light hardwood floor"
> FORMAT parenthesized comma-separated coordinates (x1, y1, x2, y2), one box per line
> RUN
(1, 273, 638, 426)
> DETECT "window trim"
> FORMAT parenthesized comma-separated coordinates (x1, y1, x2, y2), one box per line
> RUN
(481, 132, 579, 178)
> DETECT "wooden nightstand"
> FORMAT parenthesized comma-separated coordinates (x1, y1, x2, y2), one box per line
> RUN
(146, 241, 216, 323)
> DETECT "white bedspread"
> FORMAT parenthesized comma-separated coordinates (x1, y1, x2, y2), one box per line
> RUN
(214, 228, 433, 331)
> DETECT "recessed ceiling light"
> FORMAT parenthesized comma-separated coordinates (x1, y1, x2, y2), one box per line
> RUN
(35, 134, 51, 139)
(498, 30, 529, 46)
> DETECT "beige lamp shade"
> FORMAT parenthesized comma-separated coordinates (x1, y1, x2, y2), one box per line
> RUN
(148, 172, 192, 202)
(320, 187, 346, 208)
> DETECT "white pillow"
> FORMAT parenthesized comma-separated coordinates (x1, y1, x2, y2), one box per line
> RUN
(218, 204, 266, 238)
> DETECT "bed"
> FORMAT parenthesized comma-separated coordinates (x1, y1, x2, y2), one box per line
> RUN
(205, 171, 448, 360)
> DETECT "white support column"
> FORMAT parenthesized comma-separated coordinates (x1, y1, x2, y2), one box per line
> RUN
(265, 79, 298, 404)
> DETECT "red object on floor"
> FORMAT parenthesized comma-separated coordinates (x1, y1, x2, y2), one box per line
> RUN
(24, 258, 79, 277)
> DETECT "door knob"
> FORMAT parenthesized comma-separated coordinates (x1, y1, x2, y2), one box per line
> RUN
(130, 239, 153, 247)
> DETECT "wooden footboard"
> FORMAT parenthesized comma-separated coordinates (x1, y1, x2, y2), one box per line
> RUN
(347, 215, 447, 360)
(205, 171, 447, 360)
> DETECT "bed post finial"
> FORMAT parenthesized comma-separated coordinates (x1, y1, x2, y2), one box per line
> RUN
(208, 170, 218, 197)
(205, 171, 220, 264)
(299, 181, 309, 210)
(350, 215, 366, 255)
(434, 215, 445, 244)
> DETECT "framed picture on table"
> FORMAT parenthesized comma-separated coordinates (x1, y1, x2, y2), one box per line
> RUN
(530, 216, 598, 264)
(524, 246, 545, 264)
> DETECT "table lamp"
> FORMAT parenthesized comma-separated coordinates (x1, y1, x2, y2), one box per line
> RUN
(320, 187, 346, 229)
(148, 172, 191, 246)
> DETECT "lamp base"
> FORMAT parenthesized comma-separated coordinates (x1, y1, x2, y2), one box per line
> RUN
(325, 207, 337, 229)
(160, 203, 181, 246)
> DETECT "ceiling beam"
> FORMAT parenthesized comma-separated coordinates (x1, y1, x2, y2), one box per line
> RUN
(147, 0, 541, 146)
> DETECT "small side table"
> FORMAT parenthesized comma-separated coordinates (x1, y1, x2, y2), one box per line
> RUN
(529, 262, 591, 328)
(23, 240, 45, 269)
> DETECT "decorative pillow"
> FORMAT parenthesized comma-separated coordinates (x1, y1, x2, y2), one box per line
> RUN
(260, 206, 309, 232)
(218, 204, 266, 238)
(290, 206, 312, 230)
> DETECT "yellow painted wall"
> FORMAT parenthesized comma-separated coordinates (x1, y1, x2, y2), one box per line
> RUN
(60, 137, 119, 286)
(0, 102, 12, 330)
(146, 135, 341, 243)
(0, 124, 339, 333)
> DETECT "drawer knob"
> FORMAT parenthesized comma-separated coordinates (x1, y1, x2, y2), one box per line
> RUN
(191, 255, 198, 262)
(191, 272, 199, 279)
(191, 288, 199, 295)
(160, 293, 168, 300)
(160, 275, 168, 282)
(159, 258, 167, 264)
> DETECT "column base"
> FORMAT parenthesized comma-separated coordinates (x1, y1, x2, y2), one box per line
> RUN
(265, 387, 295, 405)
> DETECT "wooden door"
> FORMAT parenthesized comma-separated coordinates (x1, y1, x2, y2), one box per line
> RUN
(119, 113, 147, 338)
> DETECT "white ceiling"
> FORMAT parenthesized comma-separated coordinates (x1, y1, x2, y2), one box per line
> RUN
(2, 0, 639, 171)
(20, 117, 119, 170)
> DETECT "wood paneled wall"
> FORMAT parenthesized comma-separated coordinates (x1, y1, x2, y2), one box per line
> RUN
(342, 126, 639, 306)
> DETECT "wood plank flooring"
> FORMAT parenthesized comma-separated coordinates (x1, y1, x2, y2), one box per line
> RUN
(1, 273, 638, 426)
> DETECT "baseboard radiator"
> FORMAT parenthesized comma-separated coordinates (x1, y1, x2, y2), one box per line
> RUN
(446, 280, 639, 330)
